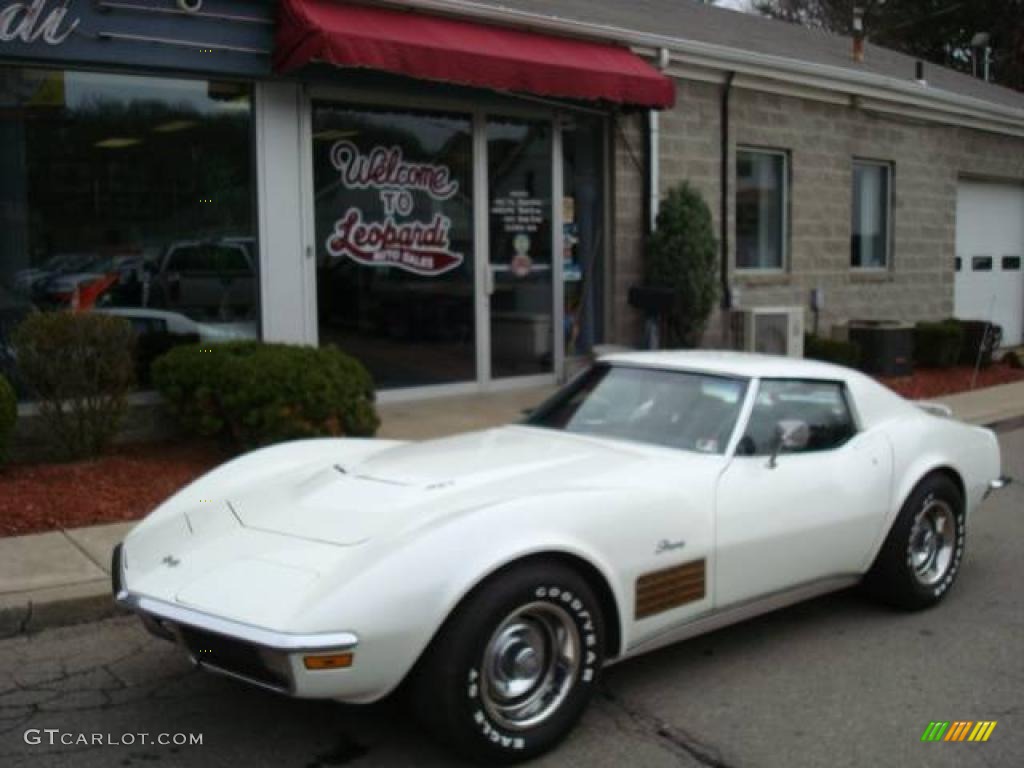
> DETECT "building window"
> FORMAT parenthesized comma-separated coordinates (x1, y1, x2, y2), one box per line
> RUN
(312, 103, 476, 390)
(736, 149, 787, 271)
(851, 161, 891, 269)
(0, 66, 257, 396)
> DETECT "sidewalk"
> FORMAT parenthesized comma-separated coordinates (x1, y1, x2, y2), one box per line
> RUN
(928, 380, 1024, 427)
(2, 380, 1022, 637)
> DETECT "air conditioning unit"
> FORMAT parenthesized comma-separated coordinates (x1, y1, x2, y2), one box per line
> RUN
(729, 307, 805, 357)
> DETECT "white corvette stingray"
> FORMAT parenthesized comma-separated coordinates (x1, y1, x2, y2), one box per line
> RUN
(114, 351, 1009, 762)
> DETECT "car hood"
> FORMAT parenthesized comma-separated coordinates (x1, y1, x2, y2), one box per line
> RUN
(229, 426, 644, 546)
(122, 427, 656, 625)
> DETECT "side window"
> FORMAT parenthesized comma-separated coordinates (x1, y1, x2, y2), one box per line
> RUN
(737, 379, 856, 456)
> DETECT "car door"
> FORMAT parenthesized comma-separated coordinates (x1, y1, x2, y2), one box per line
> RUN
(714, 378, 893, 609)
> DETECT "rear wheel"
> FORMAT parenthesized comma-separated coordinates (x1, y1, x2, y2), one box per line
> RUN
(411, 562, 604, 764)
(865, 474, 965, 610)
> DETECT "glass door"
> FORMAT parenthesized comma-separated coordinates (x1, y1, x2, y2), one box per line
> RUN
(486, 117, 554, 380)
(311, 103, 476, 390)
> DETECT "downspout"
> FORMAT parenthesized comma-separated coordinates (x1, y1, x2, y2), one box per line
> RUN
(720, 71, 735, 311)
(648, 109, 660, 233)
(648, 47, 671, 233)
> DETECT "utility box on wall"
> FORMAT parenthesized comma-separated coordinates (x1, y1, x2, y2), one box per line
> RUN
(729, 307, 805, 358)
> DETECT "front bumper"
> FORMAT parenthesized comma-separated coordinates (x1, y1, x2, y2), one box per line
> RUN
(112, 544, 358, 697)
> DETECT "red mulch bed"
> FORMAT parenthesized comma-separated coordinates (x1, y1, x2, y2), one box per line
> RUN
(878, 362, 1024, 400)
(0, 441, 232, 538)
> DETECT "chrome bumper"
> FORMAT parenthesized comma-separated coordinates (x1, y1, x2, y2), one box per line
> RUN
(112, 545, 358, 695)
(984, 476, 1013, 499)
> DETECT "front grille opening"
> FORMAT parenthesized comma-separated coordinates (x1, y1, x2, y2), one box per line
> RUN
(178, 626, 288, 691)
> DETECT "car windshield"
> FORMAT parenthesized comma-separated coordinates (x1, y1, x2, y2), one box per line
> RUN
(526, 364, 749, 454)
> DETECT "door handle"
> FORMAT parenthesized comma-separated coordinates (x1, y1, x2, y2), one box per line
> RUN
(485, 266, 495, 296)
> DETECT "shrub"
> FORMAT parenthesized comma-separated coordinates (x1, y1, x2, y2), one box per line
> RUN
(958, 320, 1003, 369)
(645, 182, 718, 347)
(1004, 349, 1023, 369)
(913, 319, 964, 368)
(12, 312, 136, 460)
(153, 342, 379, 448)
(0, 373, 15, 465)
(136, 331, 200, 389)
(804, 335, 861, 368)
(151, 341, 262, 438)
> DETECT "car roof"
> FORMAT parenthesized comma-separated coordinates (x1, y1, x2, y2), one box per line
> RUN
(600, 349, 919, 428)
(601, 350, 854, 380)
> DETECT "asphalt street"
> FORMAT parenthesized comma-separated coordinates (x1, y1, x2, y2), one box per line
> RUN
(1, 428, 1022, 768)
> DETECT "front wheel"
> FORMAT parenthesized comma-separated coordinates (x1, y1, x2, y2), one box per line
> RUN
(411, 562, 605, 764)
(865, 474, 965, 610)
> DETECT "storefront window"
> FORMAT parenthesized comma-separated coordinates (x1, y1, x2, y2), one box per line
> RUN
(0, 67, 257, 394)
(312, 104, 475, 390)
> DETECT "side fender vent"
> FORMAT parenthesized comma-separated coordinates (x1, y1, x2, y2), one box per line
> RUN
(635, 559, 706, 620)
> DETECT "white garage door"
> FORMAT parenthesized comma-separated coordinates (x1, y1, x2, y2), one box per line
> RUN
(955, 180, 1024, 347)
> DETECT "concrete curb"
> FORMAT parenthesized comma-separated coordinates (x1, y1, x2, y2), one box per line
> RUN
(0, 580, 126, 639)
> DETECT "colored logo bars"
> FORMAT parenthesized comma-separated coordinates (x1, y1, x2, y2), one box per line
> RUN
(921, 721, 997, 742)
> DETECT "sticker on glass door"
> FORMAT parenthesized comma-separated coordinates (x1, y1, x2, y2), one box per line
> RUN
(324, 141, 464, 277)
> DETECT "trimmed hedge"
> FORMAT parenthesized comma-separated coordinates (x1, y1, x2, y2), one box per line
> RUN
(1005, 349, 1023, 369)
(804, 335, 861, 368)
(12, 312, 135, 460)
(153, 342, 380, 448)
(0, 373, 15, 466)
(913, 319, 964, 368)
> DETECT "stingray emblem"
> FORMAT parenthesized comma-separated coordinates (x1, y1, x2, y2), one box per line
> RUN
(161, 555, 181, 568)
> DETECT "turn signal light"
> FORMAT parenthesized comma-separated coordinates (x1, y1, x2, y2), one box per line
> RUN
(303, 652, 354, 670)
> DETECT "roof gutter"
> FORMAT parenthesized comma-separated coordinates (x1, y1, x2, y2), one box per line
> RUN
(374, 0, 1024, 134)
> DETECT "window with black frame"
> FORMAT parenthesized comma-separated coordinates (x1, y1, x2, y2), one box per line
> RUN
(852, 161, 891, 269)
(0, 67, 257, 395)
(736, 148, 787, 271)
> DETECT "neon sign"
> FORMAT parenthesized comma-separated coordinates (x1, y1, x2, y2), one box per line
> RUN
(325, 141, 464, 277)
(0, 0, 80, 45)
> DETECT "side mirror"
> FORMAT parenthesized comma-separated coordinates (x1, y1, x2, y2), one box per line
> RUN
(768, 419, 810, 468)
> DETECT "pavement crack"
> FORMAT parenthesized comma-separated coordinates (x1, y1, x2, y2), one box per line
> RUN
(600, 683, 735, 768)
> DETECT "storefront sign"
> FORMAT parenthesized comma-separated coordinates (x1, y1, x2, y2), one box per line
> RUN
(491, 191, 544, 234)
(330, 141, 458, 200)
(0, 0, 79, 45)
(325, 141, 464, 277)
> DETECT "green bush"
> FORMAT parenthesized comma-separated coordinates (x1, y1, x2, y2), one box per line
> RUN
(153, 342, 380, 448)
(1004, 349, 1023, 369)
(12, 312, 136, 460)
(913, 319, 964, 368)
(804, 335, 861, 368)
(0, 374, 16, 465)
(645, 182, 718, 347)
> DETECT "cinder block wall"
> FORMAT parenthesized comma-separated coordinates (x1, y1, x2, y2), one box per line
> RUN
(611, 76, 1024, 347)
(611, 111, 647, 345)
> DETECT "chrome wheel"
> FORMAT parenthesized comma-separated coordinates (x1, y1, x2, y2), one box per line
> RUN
(909, 499, 956, 586)
(479, 601, 581, 731)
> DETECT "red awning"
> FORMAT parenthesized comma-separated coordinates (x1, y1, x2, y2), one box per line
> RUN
(274, 0, 675, 109)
